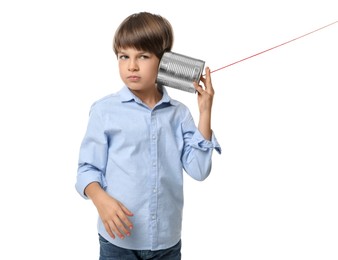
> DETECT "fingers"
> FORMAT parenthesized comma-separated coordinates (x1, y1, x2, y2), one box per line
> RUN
(114, 213, 132, 239)
(193, 81, 204, 94)
(120, 203, 134, 217)
(196, 67, 214, 95)
(202, 67, 214, 93)
(200, 66, 210, 83)
(118, 204, 134, 231)
(100, 200, 134, 240)
(104, 222, 116, 239)
(105, 210, 133, 240)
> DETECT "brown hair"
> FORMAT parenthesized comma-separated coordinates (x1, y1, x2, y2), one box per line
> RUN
(113, 12, 174, 59)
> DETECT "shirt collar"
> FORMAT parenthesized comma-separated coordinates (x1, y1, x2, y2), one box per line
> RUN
(119, 85, 174, 106)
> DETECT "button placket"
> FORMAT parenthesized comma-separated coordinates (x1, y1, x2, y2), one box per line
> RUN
(149, 111, 158, 246)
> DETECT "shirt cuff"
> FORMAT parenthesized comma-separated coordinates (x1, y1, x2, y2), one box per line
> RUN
(76, 172, 108, 199)
(190, 130, 222, 154)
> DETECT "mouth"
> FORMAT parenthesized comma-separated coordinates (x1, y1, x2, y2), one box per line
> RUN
(127, 75, 141, 82)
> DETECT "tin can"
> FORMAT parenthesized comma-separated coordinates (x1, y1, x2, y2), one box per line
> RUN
(156, 51, 205, 93)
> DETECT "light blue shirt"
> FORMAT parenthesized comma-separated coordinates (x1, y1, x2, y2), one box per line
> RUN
(76, 86, 221, 250)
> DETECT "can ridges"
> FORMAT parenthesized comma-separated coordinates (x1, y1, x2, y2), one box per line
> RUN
(156, 51, 205, 93)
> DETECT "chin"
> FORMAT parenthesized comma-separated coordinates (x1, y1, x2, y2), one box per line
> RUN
(126, 84, 143, 90)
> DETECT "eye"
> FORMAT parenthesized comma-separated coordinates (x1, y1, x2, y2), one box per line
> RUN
(139, 55, 149, 59)
(118, 55, 128, 60)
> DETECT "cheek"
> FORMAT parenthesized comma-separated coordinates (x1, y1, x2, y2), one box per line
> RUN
(147, 69, 158, 83)
(148, 62, 159, 80)
(118, 63, 126, 75)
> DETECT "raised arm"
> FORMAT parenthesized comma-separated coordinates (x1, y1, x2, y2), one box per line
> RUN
(193, 66, 214, 140)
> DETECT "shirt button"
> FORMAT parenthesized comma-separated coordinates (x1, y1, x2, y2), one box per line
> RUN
(153, 188, 157, 193)
(152, 163, 156, 167)
(152, 134, 156, 140)
(152, 215, 156, 220)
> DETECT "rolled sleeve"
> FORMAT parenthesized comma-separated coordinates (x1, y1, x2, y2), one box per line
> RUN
(182, 129, 222, 181)
(75, 103, 109, 199)
(76, 164, 108, 199)
(190, 130, 222, 154)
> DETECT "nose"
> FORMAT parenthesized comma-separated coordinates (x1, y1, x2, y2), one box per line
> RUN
(128, 59, 139, 72)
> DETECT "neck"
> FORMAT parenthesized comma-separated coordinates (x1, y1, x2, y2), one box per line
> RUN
(131, 87, 162, 108)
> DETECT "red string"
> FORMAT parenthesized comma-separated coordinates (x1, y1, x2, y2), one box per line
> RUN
(210, 20, 338, 74)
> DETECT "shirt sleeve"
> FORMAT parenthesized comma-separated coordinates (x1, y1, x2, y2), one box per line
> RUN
(181, 112, 221, 181)
(75, 105, 108, 199)
(190, 129, 222, 154)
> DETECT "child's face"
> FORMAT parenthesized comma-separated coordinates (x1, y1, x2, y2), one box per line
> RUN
(117, 47, 160, 92)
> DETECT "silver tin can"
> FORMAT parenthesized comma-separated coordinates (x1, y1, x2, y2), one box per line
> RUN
(156, 51, 205, 93)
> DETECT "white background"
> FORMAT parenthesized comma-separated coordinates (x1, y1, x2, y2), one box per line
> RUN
(0, 0, 337, 259)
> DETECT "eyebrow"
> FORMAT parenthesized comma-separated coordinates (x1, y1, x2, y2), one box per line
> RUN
(118, 49, 151, 55)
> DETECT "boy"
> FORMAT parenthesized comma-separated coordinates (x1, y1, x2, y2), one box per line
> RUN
(76, 12, 221, 260)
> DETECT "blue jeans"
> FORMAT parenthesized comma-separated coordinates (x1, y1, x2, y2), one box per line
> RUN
(99, 234, 181, 260)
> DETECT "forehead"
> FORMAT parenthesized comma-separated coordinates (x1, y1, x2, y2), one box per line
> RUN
(118, 47, 151, 54)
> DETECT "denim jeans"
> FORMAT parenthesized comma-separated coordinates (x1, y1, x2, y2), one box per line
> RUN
(99, 234, 181, 260)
